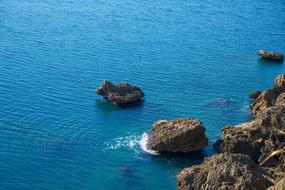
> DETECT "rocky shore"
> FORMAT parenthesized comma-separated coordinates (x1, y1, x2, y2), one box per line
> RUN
(177, 75, 285, 190)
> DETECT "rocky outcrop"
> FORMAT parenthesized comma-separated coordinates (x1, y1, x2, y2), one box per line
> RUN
(275, 75, 285, 87)
(250, 75, 285, 115)
(268, 178, 285, 190)
(258, 50, 284, 62)
(149, 118, 208, 153)
(177, 153, 272, 190)
(96, 80, 144, 105)
(249, 90, 262, 100)
(250, 86, 285, 115)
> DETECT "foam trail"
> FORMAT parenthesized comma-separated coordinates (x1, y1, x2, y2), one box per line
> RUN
(139, 132, 159, 155)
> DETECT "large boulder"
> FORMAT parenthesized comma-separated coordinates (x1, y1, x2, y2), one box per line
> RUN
(177, 153, 272, 190)
(149, 118, 208, 153)
(258, 50, 284, 62)
(96, 80, 144, 105)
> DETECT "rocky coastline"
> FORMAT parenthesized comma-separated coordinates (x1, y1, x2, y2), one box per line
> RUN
(177, 75, 285, 190)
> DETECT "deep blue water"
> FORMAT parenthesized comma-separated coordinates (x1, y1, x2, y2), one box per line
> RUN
(0, 0, 285, 189)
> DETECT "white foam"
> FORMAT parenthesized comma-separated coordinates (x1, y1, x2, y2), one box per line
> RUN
(139, 132, 159, 155)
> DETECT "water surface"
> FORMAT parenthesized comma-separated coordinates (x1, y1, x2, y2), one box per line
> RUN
(1, 0, 285, 189)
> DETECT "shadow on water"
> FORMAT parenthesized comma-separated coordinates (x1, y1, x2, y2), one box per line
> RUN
(257, 58, 284, 65)
(149, 151, 207, 168)
(95, 99, 145, 111)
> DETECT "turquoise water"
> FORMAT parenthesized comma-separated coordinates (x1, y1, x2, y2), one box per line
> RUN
(1, 0, 285, 189)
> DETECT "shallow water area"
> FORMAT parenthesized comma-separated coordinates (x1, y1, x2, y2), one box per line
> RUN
(1, 0, 285, 189)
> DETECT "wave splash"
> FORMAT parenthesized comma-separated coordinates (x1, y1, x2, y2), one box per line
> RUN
(139, 132, 159, 155)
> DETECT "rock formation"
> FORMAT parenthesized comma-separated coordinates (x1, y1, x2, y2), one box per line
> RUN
(149, 118, 208, 153)
(178, 75, 285, 190)
(258, 50, 284, 62)
(177, 153, 272, 190)
(96, 80, 144, 105)
(250, 75, 285, 115)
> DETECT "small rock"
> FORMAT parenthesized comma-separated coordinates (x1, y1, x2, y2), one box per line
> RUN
(258, 50, 284, 62)
(249, 90, 262, 100)
(177, 153, 272, 190)
(149, 118, 208, 153)
(96, 80, 144, 105)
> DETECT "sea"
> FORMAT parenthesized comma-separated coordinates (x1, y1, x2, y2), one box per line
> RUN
(0, 0, 285, 189)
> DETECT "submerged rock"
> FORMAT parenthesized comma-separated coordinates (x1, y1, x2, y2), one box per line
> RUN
(96, 80, 144, 105)
(258, 50, 284, 62)
(249, 90, 262, 100)
(177, 153, 272, 190)
(149, 118, 208, 153)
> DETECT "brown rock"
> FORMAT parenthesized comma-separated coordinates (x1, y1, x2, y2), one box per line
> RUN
(268, 178, 285, 190)
(96, 80, 144, 105)
(258, 50, 284, 62)
(276, 93, 285, 106)
(177, 153, 272, 190)
(149, 118, 208, 153)
(249, 90, 262, 100)
(275, 75, 285, 87)
(250, 86, 285, 115)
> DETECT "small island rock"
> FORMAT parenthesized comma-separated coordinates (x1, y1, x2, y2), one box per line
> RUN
(96, 80, 144, 105)
(258, 50, 284, 62)
(149, 118, 208, 153)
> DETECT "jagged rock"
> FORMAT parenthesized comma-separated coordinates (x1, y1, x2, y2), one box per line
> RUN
(276, 93, 285, 106)
(177, 153, 272, 190)
(258, 50, 284, 62)
(149, 118, 208, 153)
(275, 75, 285, 87)
(249, 90, 262, 100)
(268, 178, 285, 190)
(215, 104, 285, 163)
(96, 80, 144, 105)
(250, 86, 285, 115)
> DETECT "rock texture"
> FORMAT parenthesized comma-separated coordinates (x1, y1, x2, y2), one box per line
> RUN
(177, 153, 272, 190)
(268, 178, 285, 190)
(96, 80, 144, 105)
(258, 50, 284, 62)
(149, 118, 208, 153)
(275, 75, 285, 87)
(250, 75, 285, 115)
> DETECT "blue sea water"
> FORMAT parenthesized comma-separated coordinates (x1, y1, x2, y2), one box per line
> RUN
(0, 0, 285, 189)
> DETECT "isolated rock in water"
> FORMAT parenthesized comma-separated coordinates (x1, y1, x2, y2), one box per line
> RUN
(268, 178, 285, 190)
(258, 50, 284, 62)
(249, 90, 262, 100)
(96, 80, 144, 105)
(250, 86, 285, 115)
(149, 118, 208, 153)
(177, 153, 272, 190)
(275, 74, 285, 87)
